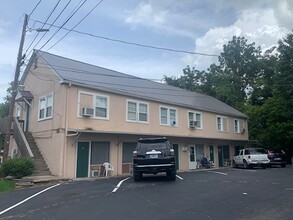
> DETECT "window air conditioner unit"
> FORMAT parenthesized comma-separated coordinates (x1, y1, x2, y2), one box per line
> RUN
(241, 128, 245, 133)
(170, 120, 176, 126)
(81, 107, 94, 117)
(189, 121, 197, 128)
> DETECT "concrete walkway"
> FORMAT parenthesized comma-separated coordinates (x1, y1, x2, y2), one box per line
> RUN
(15, 175, 70, 188)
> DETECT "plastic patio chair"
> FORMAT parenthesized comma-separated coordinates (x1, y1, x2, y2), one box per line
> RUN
(103, 162, 114, 177)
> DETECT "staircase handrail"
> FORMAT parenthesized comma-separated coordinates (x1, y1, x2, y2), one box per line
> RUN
(13, 117, 34, 157)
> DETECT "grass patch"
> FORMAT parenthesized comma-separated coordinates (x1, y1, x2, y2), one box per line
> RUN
(0, 179, 15, 192)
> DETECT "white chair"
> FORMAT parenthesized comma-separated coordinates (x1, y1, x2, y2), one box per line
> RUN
(103, 162, 114, 177)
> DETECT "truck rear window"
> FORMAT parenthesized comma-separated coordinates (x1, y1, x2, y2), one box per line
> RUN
(246, 149, 266, 154)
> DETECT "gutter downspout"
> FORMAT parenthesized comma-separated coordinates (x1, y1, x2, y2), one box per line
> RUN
(62, 84, 70, 177)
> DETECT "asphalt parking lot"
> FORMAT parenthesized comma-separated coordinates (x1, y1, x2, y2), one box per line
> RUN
(1, 166, 293, 220)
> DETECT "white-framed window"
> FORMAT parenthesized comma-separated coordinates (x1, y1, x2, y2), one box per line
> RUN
(234, 119, 244, 133)
(127, 100, 148, 123)
(38, 94, 53, 120)
(234, 119, 240, 133)
(188, 111, 202, 128)
(78, 91, 109, 119)
(216, 116, 228, 132)
(95, 96, 108, 118)
(15, 105, 21, 118)
(160, 106, 177, 126)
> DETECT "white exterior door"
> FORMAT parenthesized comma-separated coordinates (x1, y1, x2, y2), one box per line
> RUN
(189, 146, 197, 169)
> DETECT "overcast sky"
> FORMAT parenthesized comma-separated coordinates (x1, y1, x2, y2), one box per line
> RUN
(0, 0, 292, 102)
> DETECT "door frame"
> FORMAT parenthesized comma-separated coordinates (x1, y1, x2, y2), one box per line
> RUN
(76, 141, 90, 178)
(189, 145, 197, 169)
(209, 145, 214, 162)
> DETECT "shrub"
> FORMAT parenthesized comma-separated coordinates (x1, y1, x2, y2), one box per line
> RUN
(0, 166, 4, 178)
(1, 157, 35, 179)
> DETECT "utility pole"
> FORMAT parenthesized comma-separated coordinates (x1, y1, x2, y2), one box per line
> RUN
(3, 14, 28, 161)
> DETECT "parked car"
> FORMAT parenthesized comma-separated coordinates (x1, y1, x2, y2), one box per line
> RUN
(132, 137, 176, 181)
(266, 149, 287, 168)
(232, 148, 270, 169)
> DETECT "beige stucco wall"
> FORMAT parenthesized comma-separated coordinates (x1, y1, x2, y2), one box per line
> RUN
(22, 57, 67, 176)
(65, 86, 248, 141)
(19, 56, 248, 178)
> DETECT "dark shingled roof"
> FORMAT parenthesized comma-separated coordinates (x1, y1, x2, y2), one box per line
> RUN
(25, 50, 247, 118)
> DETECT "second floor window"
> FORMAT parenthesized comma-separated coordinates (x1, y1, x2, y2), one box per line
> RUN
(217, 116, 228, 132)
(95, 96, 108, 118)
(160, 106, 177, 126)
(234, 119, 245, 133)
(127, 100, 148, 123)
(39, 94, 53, 120)
(188, 111, 202, 128)
(79, 91, 109, 119)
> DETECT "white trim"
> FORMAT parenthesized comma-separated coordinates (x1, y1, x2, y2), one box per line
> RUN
(187, 110, 203, 129)
(37, 93, 53, 121)
(159, 105, 178, 127)
(78, 91, 110, 120)
(234, 118, 240, 133)
(216, 115, 228, 132)
(126, 99, 149, 124)
(75, 141, 91, 178)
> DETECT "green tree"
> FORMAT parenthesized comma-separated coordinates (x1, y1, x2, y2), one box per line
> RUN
(0, 81, 13, 118)
(164, 33, 293, 156)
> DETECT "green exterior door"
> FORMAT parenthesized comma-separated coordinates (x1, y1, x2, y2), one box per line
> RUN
(76, 142, 90, 178)
(218, 146, 223, 167)
(173, 144, 179, 170)
(209, 145, 214, 162)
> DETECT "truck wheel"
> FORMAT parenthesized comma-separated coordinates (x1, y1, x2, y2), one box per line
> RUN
(232, 160, 238, 168)
(133, 172, 142, 181)
(281, 164, 286, 168)
(243, 160, 250, 169)
(167, 170, 176, 181)
(261, 164, 266, 169)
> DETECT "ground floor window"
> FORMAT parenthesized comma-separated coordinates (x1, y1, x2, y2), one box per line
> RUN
(122, 142, 136, 173)
(218, 145, 230, 167)
(91, 142, 110, 165)
(196, 144, 204, 161)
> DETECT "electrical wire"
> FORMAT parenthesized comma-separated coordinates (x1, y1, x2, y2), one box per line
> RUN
(25, 67, 212, 98)
(25, 0, 73, 59)
(30, 18, 219, 57)
(46, 0, 104, 51)
(24, 0, 62, 56)
(29, 0, 42, 17)
(36, 0, 88, 52)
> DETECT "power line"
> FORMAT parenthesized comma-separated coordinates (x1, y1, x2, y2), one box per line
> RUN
(27, 62, 158, 80)
(24, 0, 61, 56)
(25, 0, 73, 59)
(36, 0, 88, 52)
(46, 0, 104, 51)
(30, 18, 219, 57)
(29, 69, 212, 98)
(29, 0, 42, 17)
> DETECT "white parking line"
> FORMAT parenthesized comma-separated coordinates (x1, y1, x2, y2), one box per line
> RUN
(208, 171, 228, 176)
(112, 177, 130, 193)
(176, 175, 184, 180)
(0, 183, 60, 216)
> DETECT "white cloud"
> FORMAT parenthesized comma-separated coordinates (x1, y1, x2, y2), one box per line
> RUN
(125, 3, 167, 26)
(190, 7, 290, 71)
(124, 1, 208, 39)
